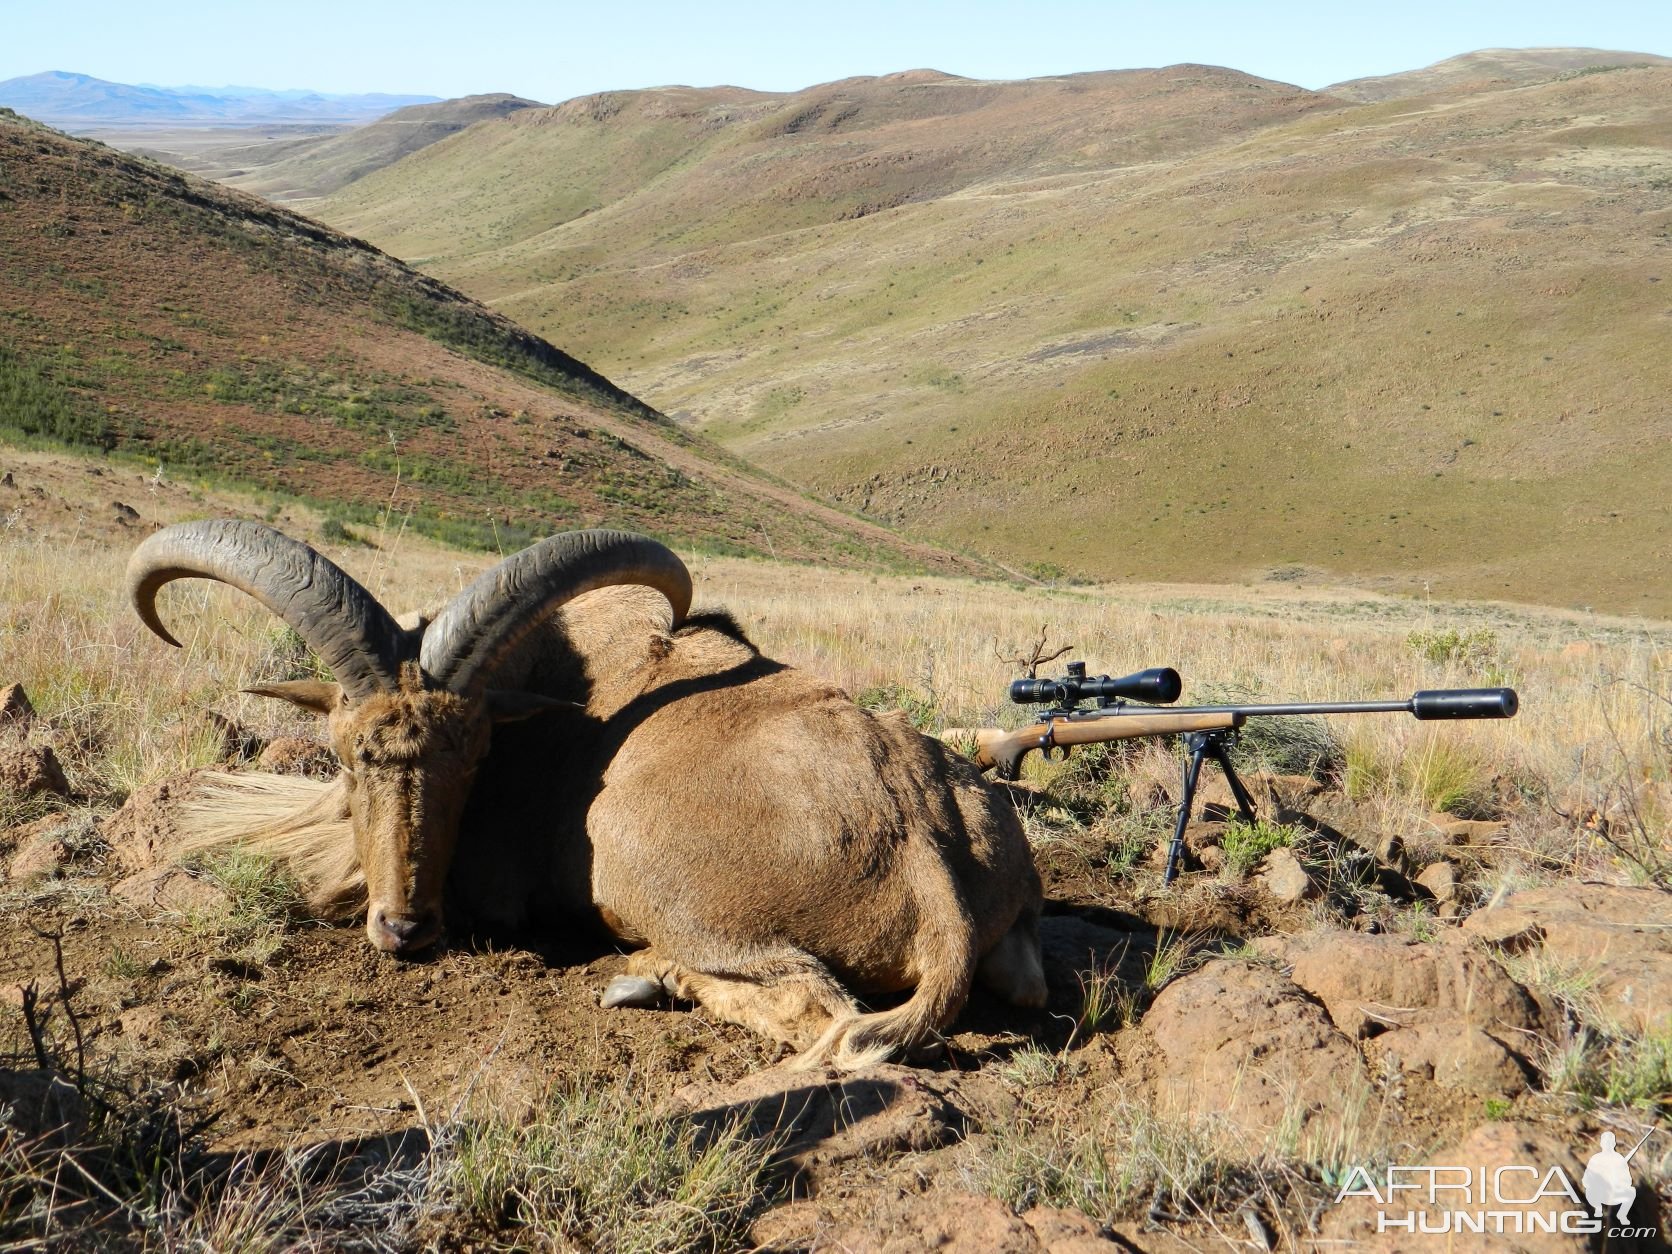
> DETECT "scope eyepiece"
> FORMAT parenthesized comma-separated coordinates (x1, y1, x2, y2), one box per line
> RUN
(1010, 666, 1181, 707)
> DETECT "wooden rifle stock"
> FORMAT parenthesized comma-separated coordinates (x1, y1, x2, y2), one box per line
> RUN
(949, 710, 1243, 781)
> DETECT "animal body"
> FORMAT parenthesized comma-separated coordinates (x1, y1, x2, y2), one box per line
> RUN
(129, 521, 1046, 1069)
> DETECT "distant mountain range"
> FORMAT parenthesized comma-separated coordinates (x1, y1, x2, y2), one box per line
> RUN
(0, 71, 440, 128)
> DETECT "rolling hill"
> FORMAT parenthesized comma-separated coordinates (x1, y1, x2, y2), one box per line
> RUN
(1324, 46, 1672, 102)
(0, 109, 973, 574)
(213, 94, 546, 203)
(306, 56, 1672, 614)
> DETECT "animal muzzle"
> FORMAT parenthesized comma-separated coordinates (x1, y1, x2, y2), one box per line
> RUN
(367, 904, 442, 955)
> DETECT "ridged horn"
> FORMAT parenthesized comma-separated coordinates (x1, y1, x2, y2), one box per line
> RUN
(420, 529, 692, 695)
(127, 519, 410, 700)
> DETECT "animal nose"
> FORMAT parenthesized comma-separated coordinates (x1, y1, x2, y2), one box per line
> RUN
(369, 907, 440, 954)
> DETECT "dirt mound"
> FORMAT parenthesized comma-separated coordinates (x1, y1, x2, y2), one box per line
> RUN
(1132, 959, 1364, 1136)
(0, 739, 68, 800)
(101, 772, 204, 875)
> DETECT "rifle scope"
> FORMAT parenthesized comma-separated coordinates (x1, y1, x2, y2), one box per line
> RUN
(1010, 664, 1182, 707)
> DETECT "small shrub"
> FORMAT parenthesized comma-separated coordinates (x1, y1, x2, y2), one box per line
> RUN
(1401, 736, 1497, 818)
(318, 516, 357, 545)
(1220, 819, 1298, 878)
(1407, 626, 1499, 669)
(1538, 1027, 1672, 1114)
(1342, 740, 1390, 802)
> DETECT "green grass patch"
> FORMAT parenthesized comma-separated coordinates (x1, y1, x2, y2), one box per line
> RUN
(0, 343, 114, 450)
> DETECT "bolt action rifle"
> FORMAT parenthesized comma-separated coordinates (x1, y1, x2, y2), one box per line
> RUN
(950, 661, 1518, 884)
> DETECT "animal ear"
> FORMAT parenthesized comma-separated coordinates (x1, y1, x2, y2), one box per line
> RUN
(484, 689, 579, 724)
(243, 680, 345, 715)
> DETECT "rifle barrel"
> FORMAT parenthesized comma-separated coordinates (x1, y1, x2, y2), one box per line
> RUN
(1090, 687, 1516, 721)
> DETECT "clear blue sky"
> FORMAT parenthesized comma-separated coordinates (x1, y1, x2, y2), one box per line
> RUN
(4, 1, 1668, 100)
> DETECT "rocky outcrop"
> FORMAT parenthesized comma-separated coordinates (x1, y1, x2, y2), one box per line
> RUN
(1463, 883, 1672, 1033)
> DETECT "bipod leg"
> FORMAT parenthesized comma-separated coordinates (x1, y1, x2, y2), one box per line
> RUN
(1206, 737, 1259, 826)
(1163, 736, 1211, 885)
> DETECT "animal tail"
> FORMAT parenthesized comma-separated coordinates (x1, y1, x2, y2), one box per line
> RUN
(788, 829, 978, 1072)
(179, 771, 364, 919)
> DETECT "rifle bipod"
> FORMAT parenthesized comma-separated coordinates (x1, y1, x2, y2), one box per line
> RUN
(1162, 729, 1259, 885)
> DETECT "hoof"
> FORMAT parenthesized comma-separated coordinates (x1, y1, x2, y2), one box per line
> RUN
(600, 975, 665, 1009)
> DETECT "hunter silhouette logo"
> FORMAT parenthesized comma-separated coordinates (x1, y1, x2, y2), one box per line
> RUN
(1583, 1129, 1650, 1224)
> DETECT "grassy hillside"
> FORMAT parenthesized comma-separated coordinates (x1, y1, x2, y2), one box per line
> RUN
(218, 94, 545, 203)
(0, 109, 972, 572)
(311, 61, 1672, 614)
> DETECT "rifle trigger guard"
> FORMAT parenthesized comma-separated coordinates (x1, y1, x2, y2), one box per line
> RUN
(1037, 722, 1064, 762)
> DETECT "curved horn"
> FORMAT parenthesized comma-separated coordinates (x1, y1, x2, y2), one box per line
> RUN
(127, 519, 410, 700)
(420, 529, 692, 694)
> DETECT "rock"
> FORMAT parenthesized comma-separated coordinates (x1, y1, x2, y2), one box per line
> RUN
(1415, 861, 1461, 916)
(1287, 931, 1540, 1040)
(1137, 960, 1363, 1137)
(0, 741, 69, 798)
(1463, 883, 1672, 1033)
(1258, 846, 1317, 902)
(1369, 1023, 1530, 1096)
(1416, 860, 1457, 899)
(0, 683, 35, 731)
(112, 865, 228, 915)
(1320, 1122, 1599, 1251)
(8, 828, 70, 880)
(1460, 906, 1543, 948)
(1017, 1206, 1117, 1253)
(667, 1064, 964, 1183)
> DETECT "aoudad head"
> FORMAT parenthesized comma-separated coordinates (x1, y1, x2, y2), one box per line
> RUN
(127, 520, 692, 955)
